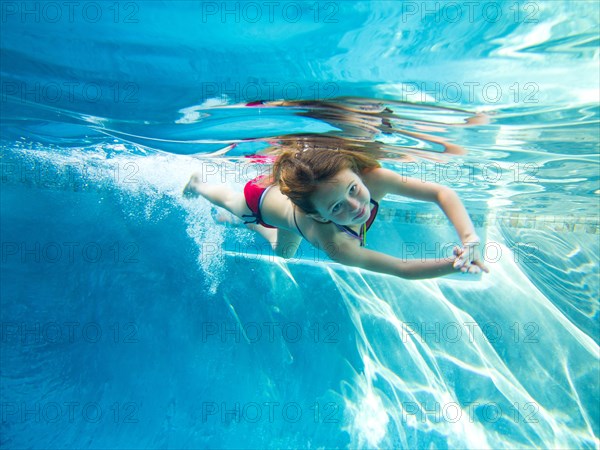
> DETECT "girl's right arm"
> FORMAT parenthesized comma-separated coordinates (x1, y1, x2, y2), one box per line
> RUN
(327, 239, 463, 280)
(298, 214, 469, 280)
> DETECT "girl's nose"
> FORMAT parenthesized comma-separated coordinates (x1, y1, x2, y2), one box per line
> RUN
(348, 197, 360, 211)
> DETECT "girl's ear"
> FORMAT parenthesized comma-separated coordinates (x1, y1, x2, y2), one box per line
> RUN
(307, 213, 329, 223)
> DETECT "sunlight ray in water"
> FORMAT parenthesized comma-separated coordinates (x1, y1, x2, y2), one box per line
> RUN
(325, 242, 598, 448)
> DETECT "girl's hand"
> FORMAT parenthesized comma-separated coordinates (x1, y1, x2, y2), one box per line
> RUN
(453, 242, 490, 274)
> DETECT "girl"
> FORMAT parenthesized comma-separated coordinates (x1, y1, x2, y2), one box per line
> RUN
(183, 148, 489, 279)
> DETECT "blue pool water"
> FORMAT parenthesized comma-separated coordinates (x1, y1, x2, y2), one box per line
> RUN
(1, 1, 599, 449)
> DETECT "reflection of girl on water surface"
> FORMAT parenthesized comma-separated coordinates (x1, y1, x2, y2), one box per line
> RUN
(243, 96, 490, 156)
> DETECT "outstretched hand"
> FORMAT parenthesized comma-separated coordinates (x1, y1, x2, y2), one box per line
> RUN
(452, 242, 490, 274)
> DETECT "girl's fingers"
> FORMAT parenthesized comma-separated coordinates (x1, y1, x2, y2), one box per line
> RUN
(475, 261, 490, 273)
(453, 246, 490, 275)
(454, 256, 467, 269)
(467, 265, 481, 274)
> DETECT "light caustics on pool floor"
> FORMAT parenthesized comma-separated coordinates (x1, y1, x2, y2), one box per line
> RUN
(195, 209, 598, 448)
(326, 233, 598, 449)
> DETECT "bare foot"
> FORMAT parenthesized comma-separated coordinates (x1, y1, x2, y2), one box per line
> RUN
(183, 173, 202, 198)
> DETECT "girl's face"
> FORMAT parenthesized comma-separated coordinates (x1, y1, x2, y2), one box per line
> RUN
(310, 168, 372, 226)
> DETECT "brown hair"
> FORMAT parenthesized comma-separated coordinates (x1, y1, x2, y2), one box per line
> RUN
(273, 147, 380, 214)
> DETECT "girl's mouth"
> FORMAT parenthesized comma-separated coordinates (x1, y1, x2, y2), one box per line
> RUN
(354, 205, 366, 220)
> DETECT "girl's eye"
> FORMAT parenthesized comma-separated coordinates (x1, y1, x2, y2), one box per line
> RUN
(349, 185, 357, 194)
(332, 204, 341, 214)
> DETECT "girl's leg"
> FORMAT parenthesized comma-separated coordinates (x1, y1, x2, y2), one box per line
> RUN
(245, 223, 278, 248)
(183, 173, 278, 247)
(183, 173, 248, 217)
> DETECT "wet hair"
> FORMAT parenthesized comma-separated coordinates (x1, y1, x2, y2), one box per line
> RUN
(273, 147, 380, 214)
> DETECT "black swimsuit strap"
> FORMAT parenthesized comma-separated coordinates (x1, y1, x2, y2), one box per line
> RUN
(294, 199, 378, 245)
(293, 205, 307, 240)
(241, 214, 259, 225)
